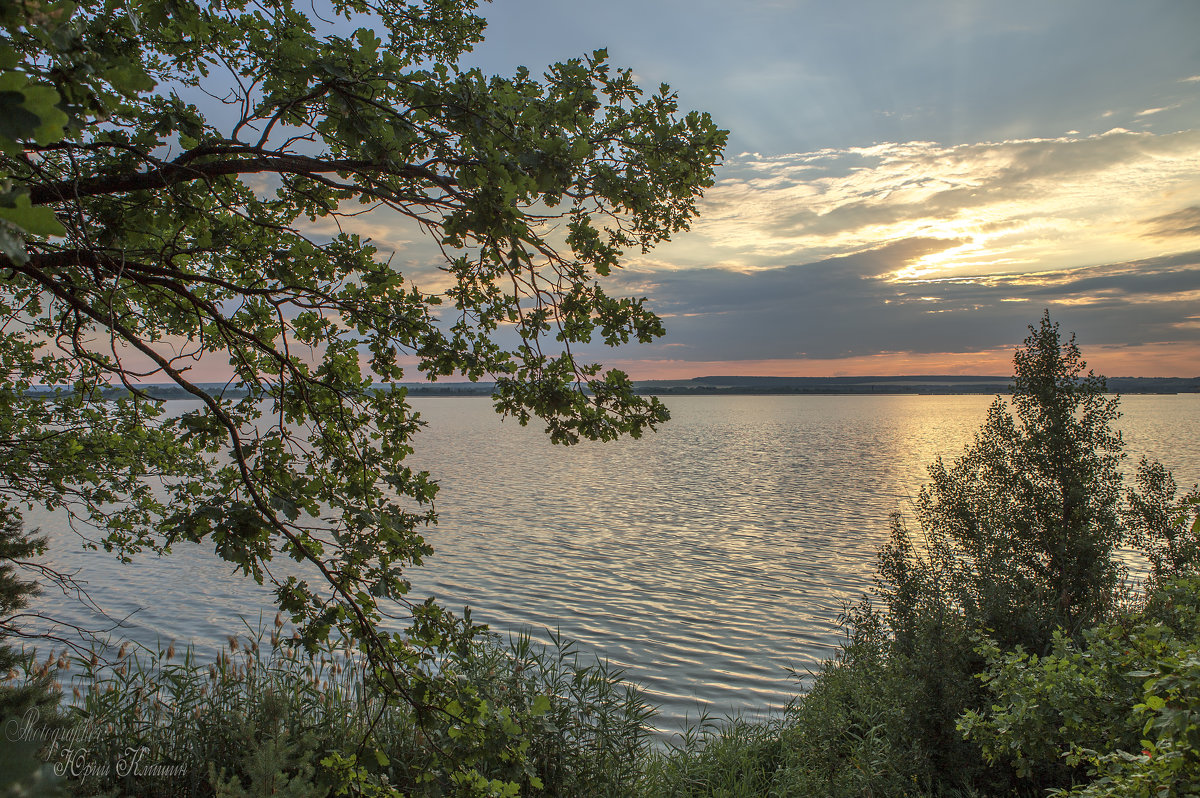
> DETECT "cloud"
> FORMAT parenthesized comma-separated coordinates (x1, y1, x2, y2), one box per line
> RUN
(1142, 206, 1200, 239)
(306, 127, 1200, 377)
(596, 247, 1200, 364)
(646, 129, 1200, 278)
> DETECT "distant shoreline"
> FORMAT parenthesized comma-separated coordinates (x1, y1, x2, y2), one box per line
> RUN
(625, 375, 1200, 396)
(27, 375, 1200, 400)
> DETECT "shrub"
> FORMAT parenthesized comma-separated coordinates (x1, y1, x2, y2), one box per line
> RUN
(770, 599, 934, 798)
(641, 714, 785, 798)
(960, 575, 1200, 797)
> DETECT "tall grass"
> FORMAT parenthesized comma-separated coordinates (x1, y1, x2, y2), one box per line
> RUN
(19, 619, 659, 797)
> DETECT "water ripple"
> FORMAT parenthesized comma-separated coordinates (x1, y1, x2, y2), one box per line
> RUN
(25, 394, 1200, 735)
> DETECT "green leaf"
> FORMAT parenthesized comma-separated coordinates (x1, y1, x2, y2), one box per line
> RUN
(0, 192, 65, 237)
(0, 72, 68, 151)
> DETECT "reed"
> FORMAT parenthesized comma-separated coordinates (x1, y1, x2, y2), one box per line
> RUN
(34, 620, 657, 797)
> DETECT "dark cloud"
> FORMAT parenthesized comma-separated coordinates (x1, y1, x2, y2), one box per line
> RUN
(1143, 206, 1200, 239)
(596, 245, 1200, 362)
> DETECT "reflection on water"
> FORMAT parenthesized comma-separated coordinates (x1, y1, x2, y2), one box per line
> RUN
(25, 394, 1200, 734)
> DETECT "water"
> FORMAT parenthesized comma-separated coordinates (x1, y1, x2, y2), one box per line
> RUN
(23, 394, 1200, 733)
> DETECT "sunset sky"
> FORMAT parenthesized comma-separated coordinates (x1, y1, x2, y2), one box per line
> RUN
(397, 0, 1200, 378)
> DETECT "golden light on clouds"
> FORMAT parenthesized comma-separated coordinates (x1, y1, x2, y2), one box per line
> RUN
(639, 129, 1200, 283)
(283, 126, 1200, 380)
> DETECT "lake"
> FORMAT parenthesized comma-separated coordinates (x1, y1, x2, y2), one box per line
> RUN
(25, 394, 1200, 734)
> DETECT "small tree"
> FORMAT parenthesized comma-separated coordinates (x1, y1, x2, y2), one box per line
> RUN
(880, 310, 1127, 657)
(783, 314, 1196, 795)
(870, 310, 1177, 790)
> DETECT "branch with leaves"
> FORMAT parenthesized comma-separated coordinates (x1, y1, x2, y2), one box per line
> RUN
(0, 0, 726, 784)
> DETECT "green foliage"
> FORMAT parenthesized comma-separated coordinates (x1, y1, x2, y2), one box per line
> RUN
(0, 516, 71, 797)
(1125, 460, 1200, 590)
(211, 727, 325, 798)
(0, 1, 80, 260)
(879, 311, 1130, 656)
(0, 0, 725, 783)
(641, 715, 786, 798)
(960, 575, 1200, 797)
(767, 601, 931, 798)
(841, 311, 1185, 791)
(48, 623, 655, 797)
(498, 630, 655, 796)
(0, 514, 44, 675)
(0, 646, 71, 798)
(632, 604, 952, 798)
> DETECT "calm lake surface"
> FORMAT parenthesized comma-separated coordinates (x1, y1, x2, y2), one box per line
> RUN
(27, 394, 1200, 734)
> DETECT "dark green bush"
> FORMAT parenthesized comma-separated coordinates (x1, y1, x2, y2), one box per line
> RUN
(960, 575, 1200, 797)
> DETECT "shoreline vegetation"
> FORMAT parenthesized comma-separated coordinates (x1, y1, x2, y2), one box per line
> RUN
(24, 374, 1200, 402)
(4, 314, 1200, 797)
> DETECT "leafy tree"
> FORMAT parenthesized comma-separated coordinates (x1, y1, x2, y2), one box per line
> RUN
(867, 311, 1187, 792)
(0, 0, 725, 787)
(880, 310, 1129, 657)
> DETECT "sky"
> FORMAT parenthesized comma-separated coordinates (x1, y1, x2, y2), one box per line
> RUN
(399, 0, 1200, 378)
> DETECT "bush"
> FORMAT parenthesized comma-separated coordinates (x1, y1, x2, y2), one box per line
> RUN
(641, 714, 785, 798)
(770, 600, 935, 798)
(960, 575, 1200, 797)
(776, 312, 1196, 796)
